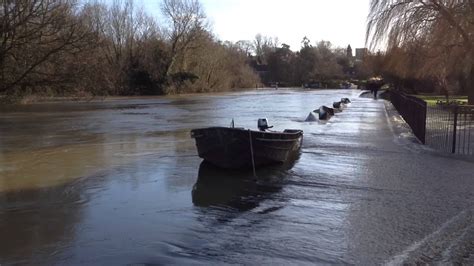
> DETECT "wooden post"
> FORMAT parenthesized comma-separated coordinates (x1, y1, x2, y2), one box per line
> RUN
(248, 130, 257, 178)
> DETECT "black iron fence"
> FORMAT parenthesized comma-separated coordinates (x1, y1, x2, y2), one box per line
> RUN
(426, 104, 474, 155)
(390, 90, 427, 144)
(389, 89, 474, 155)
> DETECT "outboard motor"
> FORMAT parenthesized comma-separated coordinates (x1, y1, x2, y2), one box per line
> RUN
(258, 118, 273, 131)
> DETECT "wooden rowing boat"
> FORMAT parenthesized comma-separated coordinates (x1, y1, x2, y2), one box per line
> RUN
(190, 126, 303, 169)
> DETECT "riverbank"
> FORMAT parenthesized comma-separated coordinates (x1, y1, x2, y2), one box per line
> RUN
(0, 87, 358, 105)
(0, 88, 267, 105)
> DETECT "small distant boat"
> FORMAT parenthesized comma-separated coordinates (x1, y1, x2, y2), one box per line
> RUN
(191, 119, 303, 169)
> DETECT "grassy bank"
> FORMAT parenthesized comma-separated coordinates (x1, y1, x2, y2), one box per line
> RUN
(411, 95, 468, 106)
(0, 87, 269, 105)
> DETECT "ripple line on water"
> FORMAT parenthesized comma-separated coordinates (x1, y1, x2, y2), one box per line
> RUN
(385, 208, 474, 265)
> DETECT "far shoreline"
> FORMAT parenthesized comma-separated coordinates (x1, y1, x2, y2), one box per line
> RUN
(1, 87, 350, 105)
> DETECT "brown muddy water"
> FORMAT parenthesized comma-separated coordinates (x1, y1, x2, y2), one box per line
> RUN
(1, 89, 473, 265)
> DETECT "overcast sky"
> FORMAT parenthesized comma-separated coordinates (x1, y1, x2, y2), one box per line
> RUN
(143, 0, 371, 51)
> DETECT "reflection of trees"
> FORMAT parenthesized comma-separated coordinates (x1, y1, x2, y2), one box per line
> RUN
(0, 135, 108, 192)
(0, 177, 94, 264)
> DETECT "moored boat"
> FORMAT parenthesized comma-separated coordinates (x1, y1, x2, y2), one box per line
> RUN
(191, 120, 303, 169)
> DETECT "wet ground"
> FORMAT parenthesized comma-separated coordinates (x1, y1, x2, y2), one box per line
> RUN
(0, 89, 473, 264)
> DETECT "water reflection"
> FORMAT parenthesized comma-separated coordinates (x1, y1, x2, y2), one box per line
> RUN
(192, 162, 259, 210)
(192, 159, 299, 211)
(0, 175, 95, 264)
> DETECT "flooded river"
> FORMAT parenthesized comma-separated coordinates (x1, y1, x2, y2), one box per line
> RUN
(1, 89, 473, 264)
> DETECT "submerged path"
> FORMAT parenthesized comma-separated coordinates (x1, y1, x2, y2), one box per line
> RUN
(300, 94, 474, 264)
(0, 90, 473, 265)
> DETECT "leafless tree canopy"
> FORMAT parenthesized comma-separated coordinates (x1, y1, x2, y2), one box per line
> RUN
(0, 0, 263, 101)
(0, 0, 369, 103)
(366, 0, 474, 103)
(0, 0, 94, 95)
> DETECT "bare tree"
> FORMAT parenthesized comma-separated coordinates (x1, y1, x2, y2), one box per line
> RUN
(253, 34, 279, 64)
(312, 41, 343, 82)
(80, 0, 161, 95)
(183, 35, 260, 92)
(366, 0, 474, 103)
(235, 40, 254, 55)
(0, 0, 95, 98)
(0, 0, 265, 100)
(161, 0, 207, 79)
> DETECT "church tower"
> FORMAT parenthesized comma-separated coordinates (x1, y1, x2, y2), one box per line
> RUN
(347, 45, 353, 58)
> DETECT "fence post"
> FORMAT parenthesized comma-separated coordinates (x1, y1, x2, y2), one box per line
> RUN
(421, 101, 427, 144)
(452, 106, 458, 154)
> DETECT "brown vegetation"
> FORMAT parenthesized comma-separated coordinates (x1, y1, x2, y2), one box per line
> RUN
(0, 0, 260, 102)
(251, 37, 361, 87)
(366, 0, 474, 104)
(0, 0, 368, 103)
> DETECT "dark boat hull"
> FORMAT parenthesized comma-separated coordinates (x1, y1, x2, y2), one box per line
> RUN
(191, 127, 303, 169)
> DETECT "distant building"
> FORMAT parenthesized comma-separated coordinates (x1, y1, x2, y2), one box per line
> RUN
(346, 45, 368, 61)
(355, 48, 368, 61)
(346, 44, 368, 77)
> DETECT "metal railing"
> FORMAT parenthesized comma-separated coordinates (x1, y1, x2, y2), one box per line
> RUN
(426, 104, 474, 155)
(390, 90, 427, 144)
(390, 90, 473, 155)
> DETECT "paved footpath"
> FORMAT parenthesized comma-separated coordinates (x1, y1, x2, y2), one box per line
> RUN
(302, 93, 474, 264)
